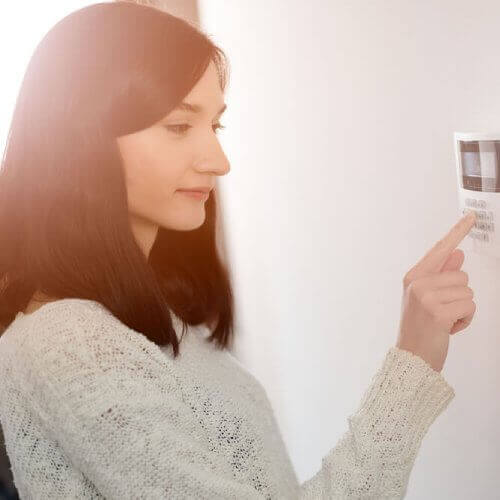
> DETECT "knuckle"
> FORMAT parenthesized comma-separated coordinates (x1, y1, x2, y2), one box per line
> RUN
(414, 283, 433, 306)
(459, 270, 469, 285)
(403, 273, 413, 288)
(407, 280, 421, 298)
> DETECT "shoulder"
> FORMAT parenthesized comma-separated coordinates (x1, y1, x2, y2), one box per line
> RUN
(6, 298, 114, 347)
(1, 298, 171, 373)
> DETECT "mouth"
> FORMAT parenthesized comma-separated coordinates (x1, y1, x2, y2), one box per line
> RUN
(176, 190, 210, 201)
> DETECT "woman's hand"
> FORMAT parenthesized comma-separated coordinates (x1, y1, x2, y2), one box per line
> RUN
(395, 211, 477, 372)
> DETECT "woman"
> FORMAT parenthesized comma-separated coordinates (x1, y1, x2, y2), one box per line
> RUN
(0, 2, 477, 498)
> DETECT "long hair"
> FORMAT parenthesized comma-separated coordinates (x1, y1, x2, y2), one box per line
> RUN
(0, 1, 234, 357)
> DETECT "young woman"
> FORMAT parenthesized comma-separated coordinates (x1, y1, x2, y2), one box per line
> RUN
(0, 2, 477, 498)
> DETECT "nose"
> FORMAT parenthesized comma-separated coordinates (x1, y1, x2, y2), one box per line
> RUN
(212, 136, 231, 176)
(197, 141, 231, 176)
(215, 156, 231, 176)
(201, 158, 230, 177)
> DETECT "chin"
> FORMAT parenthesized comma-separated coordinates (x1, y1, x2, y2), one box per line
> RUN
(161, 216, 206, 232)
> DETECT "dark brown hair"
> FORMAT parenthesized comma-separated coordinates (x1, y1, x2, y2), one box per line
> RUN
(0, 2, 234, 357)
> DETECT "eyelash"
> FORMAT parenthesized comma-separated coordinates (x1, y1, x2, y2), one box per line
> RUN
(165, 123, 226, 135)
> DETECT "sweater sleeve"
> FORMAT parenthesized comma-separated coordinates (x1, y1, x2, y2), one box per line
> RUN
(17, 306, 454, 500)
(298, 346, 455, 499)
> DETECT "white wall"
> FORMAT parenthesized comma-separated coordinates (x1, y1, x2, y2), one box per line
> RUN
(0, 1, 100, 155)
(198, 1, 500, 498)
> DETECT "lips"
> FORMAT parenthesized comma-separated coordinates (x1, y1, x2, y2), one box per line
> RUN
(177, 187, 213, 193)
(177, 190, 210, 200)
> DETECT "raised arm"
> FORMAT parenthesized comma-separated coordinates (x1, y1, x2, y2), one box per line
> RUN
(298, 346, 455, 499)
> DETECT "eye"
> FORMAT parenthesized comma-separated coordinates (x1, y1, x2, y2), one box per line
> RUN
(165, 124, 192, 135)
(164, 123, 226, 135)
(212, 122, 226, 133)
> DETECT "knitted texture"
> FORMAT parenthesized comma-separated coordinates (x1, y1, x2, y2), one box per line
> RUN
(0, 298, 455, 499)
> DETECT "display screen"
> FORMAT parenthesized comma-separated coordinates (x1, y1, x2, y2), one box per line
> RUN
(458, 140, 500, 192)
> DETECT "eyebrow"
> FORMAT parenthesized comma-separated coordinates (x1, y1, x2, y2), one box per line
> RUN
(173, 101, 227, 116)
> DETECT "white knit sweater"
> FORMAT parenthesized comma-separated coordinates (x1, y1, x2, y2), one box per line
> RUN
(0, 298, 455, 499)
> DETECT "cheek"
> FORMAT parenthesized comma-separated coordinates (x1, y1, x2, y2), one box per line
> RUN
(125, 156, 179, 212)
(119, 133, 190, 214)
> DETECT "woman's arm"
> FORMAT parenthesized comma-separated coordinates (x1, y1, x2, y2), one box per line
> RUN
(10, 304, 453, 499)
(298, 346, 455, 498)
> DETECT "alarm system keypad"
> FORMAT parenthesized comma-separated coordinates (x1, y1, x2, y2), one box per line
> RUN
(463, 198, 495, 242)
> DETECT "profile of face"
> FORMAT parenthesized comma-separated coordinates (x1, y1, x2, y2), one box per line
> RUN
(116, 60, 231, 257)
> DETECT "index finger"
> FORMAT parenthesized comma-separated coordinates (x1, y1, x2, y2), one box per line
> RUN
(411, 210, 477, 276)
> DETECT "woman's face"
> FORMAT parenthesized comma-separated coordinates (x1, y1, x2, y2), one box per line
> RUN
(116, 60, 230, 257)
